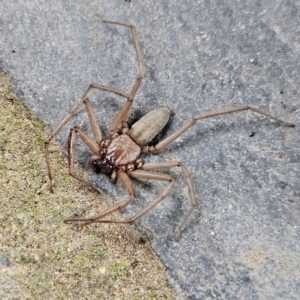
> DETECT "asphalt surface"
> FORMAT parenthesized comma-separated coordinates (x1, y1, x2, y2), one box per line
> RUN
(1, 1, 300, 299)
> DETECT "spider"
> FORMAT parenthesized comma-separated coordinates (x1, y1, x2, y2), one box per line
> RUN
(45, 19, 295, 240)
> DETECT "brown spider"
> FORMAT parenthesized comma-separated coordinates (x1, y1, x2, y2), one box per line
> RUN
(45, 19, 295, 240)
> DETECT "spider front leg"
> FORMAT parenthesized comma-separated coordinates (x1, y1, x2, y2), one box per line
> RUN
(101, 19, 145, 99)
(101, 19, 145, 133)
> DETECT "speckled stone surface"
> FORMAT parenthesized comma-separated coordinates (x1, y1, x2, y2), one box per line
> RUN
(0, 252, 12, 267)
(1, 1, 300, 299)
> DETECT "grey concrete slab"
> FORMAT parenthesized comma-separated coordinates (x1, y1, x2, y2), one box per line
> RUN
(1, 1, 300, 299)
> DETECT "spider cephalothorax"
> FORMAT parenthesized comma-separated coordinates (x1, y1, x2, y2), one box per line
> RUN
(45, 19, 295, 240)
(90, 134, 141, 178)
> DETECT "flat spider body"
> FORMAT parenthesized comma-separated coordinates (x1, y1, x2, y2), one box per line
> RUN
(106, 134, 141, 166)
(92, 134, 141, 176)
(45, 19, 295, 240)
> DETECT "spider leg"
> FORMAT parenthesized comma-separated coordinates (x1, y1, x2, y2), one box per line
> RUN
(84, 98, 102, 145)
(89, 171, 176, 235)
(101, 19, 145, 133)
(101, 19, 145, 98)
(142, 106, 295, 153)
(64, 170, 135, 223)
(46, 96, 108, 192)
(67, 126, 101, 191)
(65, 170, 176, 237)
(82, 84, 136, 138)
(141, 162, 197, 240)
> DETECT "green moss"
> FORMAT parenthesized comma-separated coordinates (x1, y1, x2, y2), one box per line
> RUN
(109, 259, 131, 278)
(20, 255, 38, 264)
(19, 230, 26, 240)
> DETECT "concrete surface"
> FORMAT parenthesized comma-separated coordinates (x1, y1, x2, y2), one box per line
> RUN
(1, 0, 300, 299)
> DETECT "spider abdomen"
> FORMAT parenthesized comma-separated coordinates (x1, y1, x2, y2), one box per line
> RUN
(129, 107, 171, 146)
(106, 134, 141, 166)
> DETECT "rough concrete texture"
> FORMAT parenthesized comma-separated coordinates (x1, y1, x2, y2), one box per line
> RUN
(1, 1, 300, 299)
